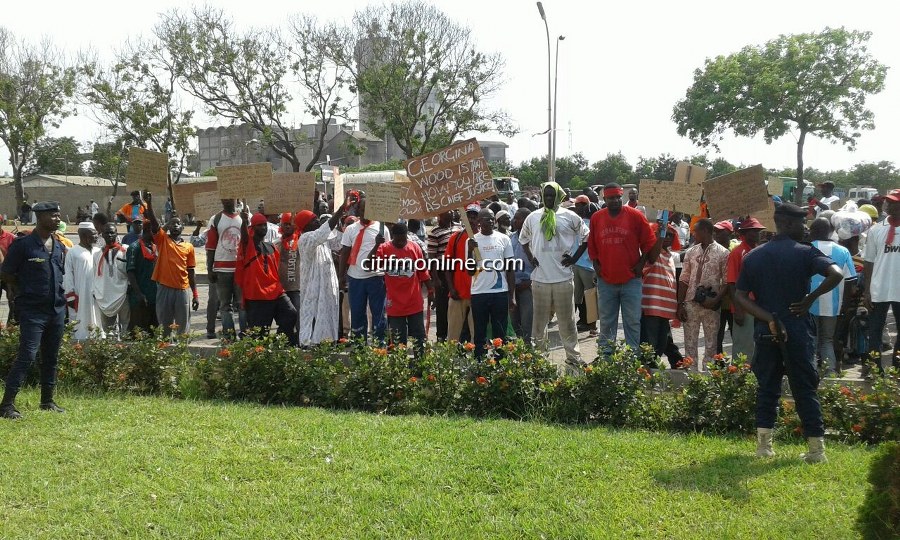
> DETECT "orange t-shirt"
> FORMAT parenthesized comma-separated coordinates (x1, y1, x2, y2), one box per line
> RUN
(152, 228, 196, 290)
(117, 202, 147, 223)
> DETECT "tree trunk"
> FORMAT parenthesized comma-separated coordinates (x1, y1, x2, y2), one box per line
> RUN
(13, 170, 25, 218)
(794, 129, 807, 206)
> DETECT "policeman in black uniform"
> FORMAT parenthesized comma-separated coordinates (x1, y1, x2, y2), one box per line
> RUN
(1, 201, 68, 419)
(734, 202, 843, 462)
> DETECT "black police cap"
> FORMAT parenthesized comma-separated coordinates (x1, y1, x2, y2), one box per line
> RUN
(773, 202, 807, 218)
(32, 201, 61, 213)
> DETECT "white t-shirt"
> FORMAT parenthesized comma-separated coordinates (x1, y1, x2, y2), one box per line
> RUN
(208, 212, 243, 273)
(471, 232, 513, 295)
(341, 221, 390, 279)
(817, 195, 841, 215)
(517, 208, 589, 284)
(862, 220, 900, 302)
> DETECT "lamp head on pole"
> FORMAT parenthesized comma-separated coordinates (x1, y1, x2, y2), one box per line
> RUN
(558, 35, 566, 42)
(536, 2, 546, 20)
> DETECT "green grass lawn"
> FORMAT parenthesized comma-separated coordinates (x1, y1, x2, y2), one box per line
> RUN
(0, 390, 875, 539)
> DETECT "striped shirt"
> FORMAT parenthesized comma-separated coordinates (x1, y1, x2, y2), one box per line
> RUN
(427, 225, 461, 259)
(810, 240, 856, 316)
(642, 250, 678, 318)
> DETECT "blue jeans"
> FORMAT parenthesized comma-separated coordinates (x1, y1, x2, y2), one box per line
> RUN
(215, 271, 247, 337)
(471, 292, 510, 358)
(752, 317, 824, 437)
(866, 301, 900, 369)
(597, 277, 642, 351)
(813, 315, 838, 371)
(348, 276, 387, 343)
(4, 309, 65, 396)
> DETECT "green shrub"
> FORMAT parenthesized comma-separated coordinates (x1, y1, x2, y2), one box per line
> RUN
(856, 442, 900, 539)
(672, 354, 757, 434)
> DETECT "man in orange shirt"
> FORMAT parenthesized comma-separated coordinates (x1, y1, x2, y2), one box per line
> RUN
(236, 212, 298, 345)
(143, 192, 199, 338)
(116, 191, 147, 224)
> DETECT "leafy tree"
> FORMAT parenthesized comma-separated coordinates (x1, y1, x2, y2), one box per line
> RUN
(673, 27, 887, 204)
(27, 136, 84, 176)
(849, 161, 900, 194)
(708, 157, 738, 179)
(592, 152, 635, 185)
(553, 153, 591, 188)
(510, 156, 547, 188)
(82, 39, 194, 205)
(342, 159, 405, 173)
(87, 138, 129, 181)
(331, 0, 517, 158)
(635, 153, 678, 181)
(0, 28, 77, 210)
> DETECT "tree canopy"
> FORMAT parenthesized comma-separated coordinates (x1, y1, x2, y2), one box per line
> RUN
(673, 27, 888, 204)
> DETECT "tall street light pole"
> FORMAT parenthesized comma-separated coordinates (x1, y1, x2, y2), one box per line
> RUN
(536, 2, 552, 182)
(552, 35, 565, 183)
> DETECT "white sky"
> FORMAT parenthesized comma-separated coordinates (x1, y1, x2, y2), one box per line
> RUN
(2, 0, 899, 176)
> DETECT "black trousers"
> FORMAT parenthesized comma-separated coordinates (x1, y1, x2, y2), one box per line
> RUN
(245, 295, 298, 346)
(388, 311, 427, 359)
(128, 301, 159, 334)
(717, 309, 733, 354)
(433, 277, 450, 341)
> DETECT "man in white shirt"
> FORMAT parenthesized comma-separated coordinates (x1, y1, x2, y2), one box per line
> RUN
(93, 223, 130, 339)
(518, 182, 589, 370)
(64, 223, 100, 340)
(206, 199, 247, 338)
(815, 181, 841, 216)
(467, 208, 515, 358)
(340, 193, 391, 343)
(862, 188, 900, 371)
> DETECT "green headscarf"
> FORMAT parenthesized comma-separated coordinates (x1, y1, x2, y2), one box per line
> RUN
(539, 181, 564, 241)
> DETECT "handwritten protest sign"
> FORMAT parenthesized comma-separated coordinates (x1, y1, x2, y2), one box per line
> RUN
(365, 181, 404, 224)
(330, 167, 344, 209)
(215, 163, 272, 199)
(172, 181, 217, 215)
(401, 139, 495, 219)
(756, 197, 777, 230)
(703, 165, 769, 220)
(638, 180, 703, 214)
(263, 172, 316, 214)
(674, 161, 708, 184)
(126, 148, 169, 193)
(766, 176, 784, 197)
(193, 191, 223, 223)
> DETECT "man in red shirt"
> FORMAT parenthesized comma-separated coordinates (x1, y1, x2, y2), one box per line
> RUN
(444, 204, 481, 342)
(588, 183, 656, 350)
(0, 227, 16, 324)
(726, 216, 766, 362)
(369, 222, 433, 359)
(236, 212, 298, 345)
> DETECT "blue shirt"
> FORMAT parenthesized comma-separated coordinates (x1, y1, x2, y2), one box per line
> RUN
(809, 240, 856, 317)
(573, 217, 593, 270)
(509, 231, 534, 285)
(0, 231, 66, 314)
(736, 235, 834, 323)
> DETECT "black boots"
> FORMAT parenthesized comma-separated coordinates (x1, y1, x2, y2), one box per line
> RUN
(40, 386, 65, 414)
(1, 391, 21, 420)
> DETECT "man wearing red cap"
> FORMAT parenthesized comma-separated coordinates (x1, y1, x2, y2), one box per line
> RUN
(296, 207, 346, 345)
(726, 217, 766, 362)
(236, 212, 298, 345)
(862, 188, 900, 371)
(278, 212, 301, 336)
(588, 182, 656, 351)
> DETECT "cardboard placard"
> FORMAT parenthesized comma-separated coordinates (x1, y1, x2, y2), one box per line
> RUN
(365, 181, 404, 224)
(703, 165, 769, 220)
(584, 287, 598, 324)
(264, 172, 316, 214)
(638, 180, 703, 214)
(766, 176, 784, 198)
(172, 181, 217, 215)
(674, 161, 708, 184)
(329, 167, 344, 209)
(215, 162, 272, 199)
(193, 191, 223, 223)
(757, 197, 777, 230)
(401, 138, 495, 219)
(126, 148, 169, 193)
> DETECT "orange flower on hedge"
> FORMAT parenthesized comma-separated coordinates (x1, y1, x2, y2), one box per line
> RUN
(488, 359, 496, 366)
(476, 376, 488, 386)
(714, 353, 725, 361)
(218, 348, 232, 358)
(584, 365, 593, 374)
(492, 337, 503, 348)
(851, 424, 863, 433)
(727, 365, 738, 374)
(338, 337, 348, 343)
(839, 386, 852, 397)
(793, 426, 803, 434)
(504, 342, 516, 352)
(426, 374, 436, 382)
(679, 357, 694, 369)
(117, 372, 126, 382)
(73, 343, 83, 351)
(157, 342, 170, 350)
(408, 376, 418, 384)
(254, 345, 265, 354)
(374, 348, 388, 357)
(464, 342, 476, 352)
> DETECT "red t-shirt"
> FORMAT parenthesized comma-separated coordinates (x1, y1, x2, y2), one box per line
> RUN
(726, 240, 755, 312)
(0, 229, 15, 255)
(588, 206, 655, 285)
(236, 239, 284, 301)
(376, 241, 430, 317)
(444, 231, 472, 300)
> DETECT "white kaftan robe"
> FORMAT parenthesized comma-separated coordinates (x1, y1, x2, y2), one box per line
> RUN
(92, 245, 130, 337)
(296, 222, 340, 345)
(63, 245, 100, 340)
